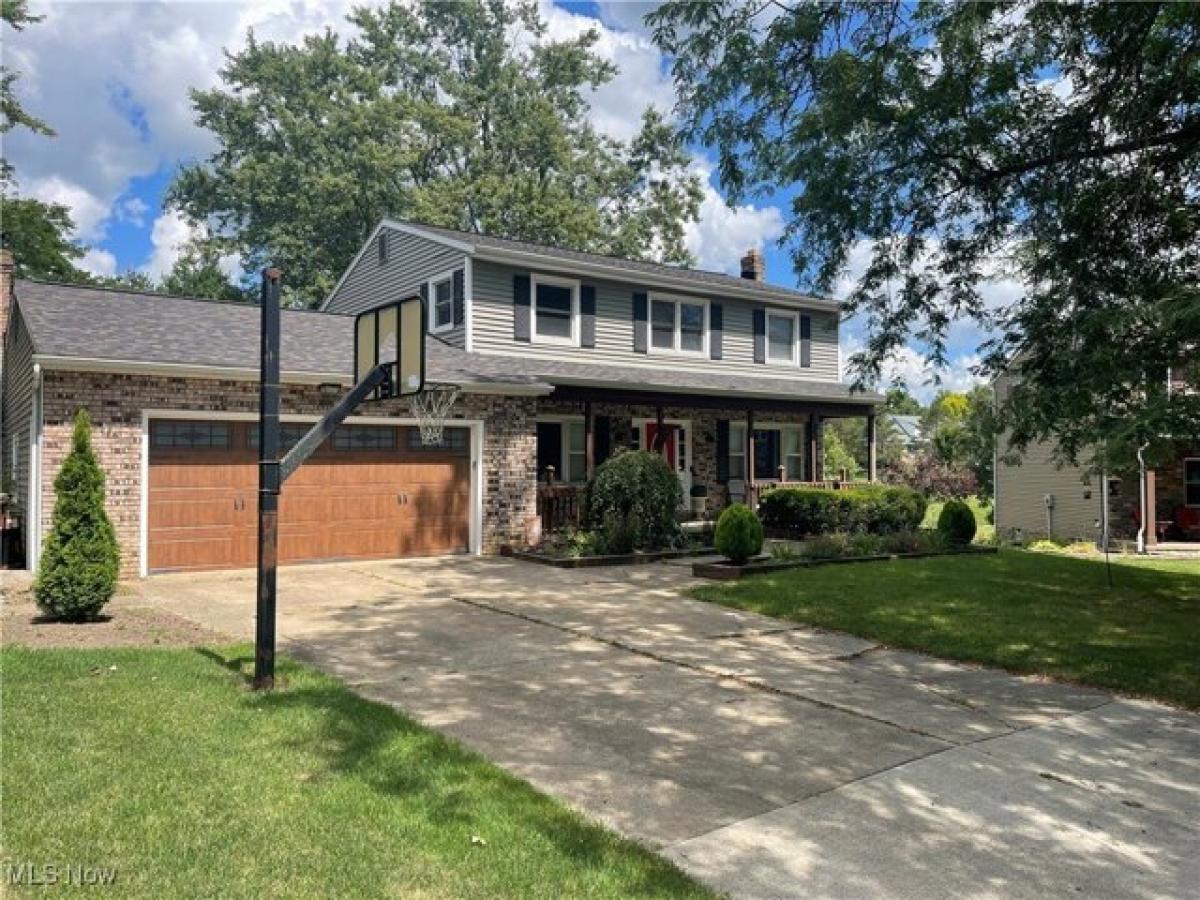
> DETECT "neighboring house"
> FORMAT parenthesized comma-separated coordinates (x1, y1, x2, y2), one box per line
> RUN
(993, 369, 1199, 547)
(887, 414, 925, 451)
(0, 221, 880, 576)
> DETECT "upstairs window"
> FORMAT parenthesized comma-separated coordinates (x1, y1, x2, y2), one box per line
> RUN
(650, 295, 707, 355)
(767, 311, 798, 365)
(531, 274, 580, 346)
(429, 273, 454, 333)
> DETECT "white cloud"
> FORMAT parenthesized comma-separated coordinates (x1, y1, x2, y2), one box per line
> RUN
(840, 335, 985, 402)
(540, 1, 675, 142)
(142, 209, 200, 280)
(21, 175, 111, 240)
(78, 248, 117, 278)
(683, 159, 785, 273)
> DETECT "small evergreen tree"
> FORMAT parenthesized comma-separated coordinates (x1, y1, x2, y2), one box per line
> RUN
(34, 410, 120, 620)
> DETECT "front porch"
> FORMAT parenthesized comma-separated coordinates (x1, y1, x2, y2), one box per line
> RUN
(1109, 446, 1200, 550)
(532, 385, 879, 534)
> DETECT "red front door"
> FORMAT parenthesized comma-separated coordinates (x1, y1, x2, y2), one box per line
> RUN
(644, 422, 677, 468)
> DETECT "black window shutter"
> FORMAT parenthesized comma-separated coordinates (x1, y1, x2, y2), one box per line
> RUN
(514, 274, 531, 341)
(581, 284, 596, 348)
(710, 303, 723, 359)
(753, 308, 766, 363)
(594, 415, 611, 465)
(716, 420, 730, 483)
(800, 314, 812, 367)
(419, 282, 430, 332)
(633, 292, 648, 353)
(453, 269, 465, 327)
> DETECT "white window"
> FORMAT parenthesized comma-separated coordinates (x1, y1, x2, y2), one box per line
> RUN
(729, 423, 746, 480)
(428, 273, 455, 333)
(783, 427, 805, 480)
(536, 419, 587, 483)
(531, 274, 580, 346)
(649, 295, 707, 355)
(766, 311, 798, 365)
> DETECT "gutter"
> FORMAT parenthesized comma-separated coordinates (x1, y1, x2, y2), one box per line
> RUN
(31, 354, 552, 396)
(542, 372, 881, 405)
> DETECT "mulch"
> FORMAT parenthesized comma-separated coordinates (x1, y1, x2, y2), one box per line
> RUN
(1, 573, 230, 649)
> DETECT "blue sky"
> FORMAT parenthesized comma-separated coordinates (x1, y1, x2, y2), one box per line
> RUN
(4, 0, 999, 398)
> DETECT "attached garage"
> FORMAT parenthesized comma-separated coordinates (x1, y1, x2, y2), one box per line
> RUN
(146, 417, 473, 573)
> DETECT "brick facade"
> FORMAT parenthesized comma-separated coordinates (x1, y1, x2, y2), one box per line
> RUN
(37, 371, 537, 574)
(1108, 443, 1200, 539)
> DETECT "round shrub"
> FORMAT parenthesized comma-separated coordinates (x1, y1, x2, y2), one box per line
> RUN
(937, 499, 977, 547)
(714, 504, 764, 564)
(585, 449, 682, 550)
(34, 410, 120, 620)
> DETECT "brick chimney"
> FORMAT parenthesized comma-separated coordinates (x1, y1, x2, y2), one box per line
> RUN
(0, 246, 13, 342)
(740, 248, 765, 281)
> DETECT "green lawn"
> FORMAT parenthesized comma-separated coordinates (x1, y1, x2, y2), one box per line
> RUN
(693, 550, 1200, 708)
(0, 647, 709, 899)
(922, 495, 994, 540)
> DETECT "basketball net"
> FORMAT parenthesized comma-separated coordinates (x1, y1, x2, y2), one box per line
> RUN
(410, 384, 460, 445)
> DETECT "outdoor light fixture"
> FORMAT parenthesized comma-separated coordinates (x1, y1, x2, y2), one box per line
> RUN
(354, 295, 426, 400)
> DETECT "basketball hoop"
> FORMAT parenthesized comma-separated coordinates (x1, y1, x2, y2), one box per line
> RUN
(410, 383, 460, 445)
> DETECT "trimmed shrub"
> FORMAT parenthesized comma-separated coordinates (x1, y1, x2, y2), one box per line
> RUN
(585, 449, 682, 550)
(803, 532, 852, 559)
(937, 499, 977, 546)
(714, 504, 764, 564)
(34, 410, 120, 620)
(759, 484, 927, 537)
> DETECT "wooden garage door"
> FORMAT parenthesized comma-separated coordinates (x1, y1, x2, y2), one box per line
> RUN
(147, 419, 470, 573)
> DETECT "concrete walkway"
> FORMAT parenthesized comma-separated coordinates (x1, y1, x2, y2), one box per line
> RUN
(136, 557, 1200, 899)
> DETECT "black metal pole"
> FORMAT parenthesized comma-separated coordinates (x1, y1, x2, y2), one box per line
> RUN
(254, 268, 282, 690)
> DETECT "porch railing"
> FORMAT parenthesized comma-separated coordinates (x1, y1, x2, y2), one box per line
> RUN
(537, 483, 585, 534)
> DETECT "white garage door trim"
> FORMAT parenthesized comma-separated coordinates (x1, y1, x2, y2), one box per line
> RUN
(139, 409, 484, 577)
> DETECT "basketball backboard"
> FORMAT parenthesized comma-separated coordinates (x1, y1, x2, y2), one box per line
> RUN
(354, 294, 425, 400)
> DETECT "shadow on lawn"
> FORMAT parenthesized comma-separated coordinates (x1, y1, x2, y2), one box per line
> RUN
(191, 647, 701, 897)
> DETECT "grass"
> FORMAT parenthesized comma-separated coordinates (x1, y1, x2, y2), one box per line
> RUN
(0, 647, 709, 899)
(693, 550, 1200, 708)
(921, 495, 994, 541)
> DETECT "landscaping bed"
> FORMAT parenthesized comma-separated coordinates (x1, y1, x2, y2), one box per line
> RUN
(693, 545, 997, 580)
(515, 546, 715, 568)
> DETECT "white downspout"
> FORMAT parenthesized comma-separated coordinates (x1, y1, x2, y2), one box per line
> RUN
(27, 362, 41, 572)
(1136, 441, 1150, 555)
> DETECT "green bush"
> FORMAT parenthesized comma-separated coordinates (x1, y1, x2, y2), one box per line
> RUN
(714, 504, 764, 564)
(803, 532, 852, 559)
(585, 449, 681, 550)
(937, 499, 978, 546)
(599, 512, 639, 555)
(34, 410, 120, 620)
(759, 485, 927, 537)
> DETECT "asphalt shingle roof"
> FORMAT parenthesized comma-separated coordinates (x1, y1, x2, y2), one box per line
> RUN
(401, 221, 840, 310)
(14, 279, 877, 404)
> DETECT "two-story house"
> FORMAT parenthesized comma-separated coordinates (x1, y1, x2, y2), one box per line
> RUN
(0, 221, 880, 576)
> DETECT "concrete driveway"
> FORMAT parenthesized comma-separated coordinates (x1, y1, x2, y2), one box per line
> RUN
(136, 556, 1200, 899)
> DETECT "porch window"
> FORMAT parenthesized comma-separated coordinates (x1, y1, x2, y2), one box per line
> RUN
(783, 427, 805, 480)
(531, 274, 580, 345)
(729, 424, 746, 480)
(536, 420, 586, 483)
(649, 295, 707, 355)
(766, 312, 798, 364)
(429, 273, 454, 333)
(1186, 459, 1200, 506)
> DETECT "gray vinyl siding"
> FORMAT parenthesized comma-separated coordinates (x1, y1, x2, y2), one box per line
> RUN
(470, 260, 841, 383)
(1, 304, 36, 526)
(326, 226, 468, 348)
(993, 375, 1102, 541)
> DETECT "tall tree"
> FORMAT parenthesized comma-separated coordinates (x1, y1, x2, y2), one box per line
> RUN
(160, 240, 247, 302)
(170, 0, 702, 306)
(883, 387, 923, 416)
(650, 1, 1200, 472)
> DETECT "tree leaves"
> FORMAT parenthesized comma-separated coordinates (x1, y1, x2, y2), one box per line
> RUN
(168, 0, 702, 307)
(651, 0, 1200, 471)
